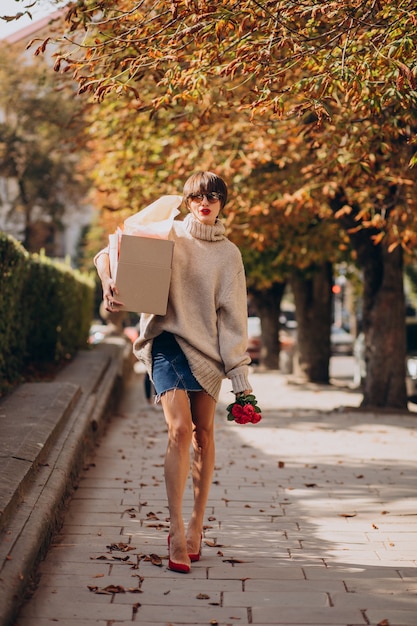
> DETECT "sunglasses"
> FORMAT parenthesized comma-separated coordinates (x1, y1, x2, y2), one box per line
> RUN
(188, 192, 222, 204)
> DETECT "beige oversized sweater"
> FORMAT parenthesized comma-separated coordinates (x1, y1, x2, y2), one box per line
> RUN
(132, 213, 251, 400)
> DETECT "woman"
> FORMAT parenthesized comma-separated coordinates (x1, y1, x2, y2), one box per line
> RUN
(95, 171, 252, 573)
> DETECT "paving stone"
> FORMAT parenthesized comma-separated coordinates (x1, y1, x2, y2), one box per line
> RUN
(303, 565, 405, 579)
(245, 578, 347, 593)
(11, 369, 417, 625)
(37, 560, 112, 576)
(365, 609, 417, 626)
(15, 617, 110, 626)
(332, 590, 417, 609)
(208, 564, 306, 580)
(223, 590, 329, 607)
(343, 577, 416, 593)
(57, 524, 125, 536)
(251, 605, 367, 624)
(18, 595, 133, 620)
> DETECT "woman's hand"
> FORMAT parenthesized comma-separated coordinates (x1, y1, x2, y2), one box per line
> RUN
(102, 277, 124, 312)
(236, 389, 253, 397)
(95, 252, 124, 312)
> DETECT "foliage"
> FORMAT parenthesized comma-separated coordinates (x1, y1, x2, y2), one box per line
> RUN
(6, 2, 417, 256)
(0, 233, 30, 391)
(80, 89, 350, 289)
(405, 264, 417, 312)
(0, 233, 95, 397)
(23, 252, 95, 364)
(28, 0, 414, 261)
(0, 42, 91, 257)
(9, 0, 417, 406)
(42, 1, 416, 121)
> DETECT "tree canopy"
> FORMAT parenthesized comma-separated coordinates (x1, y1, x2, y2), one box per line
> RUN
(21, 0, 414, 253)
(0, 42, 90, 257)
(41, 1, 416, 123)
(4, 0, 417, 407)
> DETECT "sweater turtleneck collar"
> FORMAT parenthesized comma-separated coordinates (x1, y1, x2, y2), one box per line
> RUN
(183, 212, 225, 242)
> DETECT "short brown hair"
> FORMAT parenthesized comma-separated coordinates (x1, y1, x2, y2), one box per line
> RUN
(183, 171, 228, 209)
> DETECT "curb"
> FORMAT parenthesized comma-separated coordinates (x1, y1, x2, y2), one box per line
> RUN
(0, 339, 132, 626)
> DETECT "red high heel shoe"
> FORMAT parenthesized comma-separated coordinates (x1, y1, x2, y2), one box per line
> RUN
(188, 535, 202, 562)
(167, 535, 191, 573)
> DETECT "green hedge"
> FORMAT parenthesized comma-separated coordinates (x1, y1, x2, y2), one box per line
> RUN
(0, 233, 30, 390)
(0, 234, 95, 397)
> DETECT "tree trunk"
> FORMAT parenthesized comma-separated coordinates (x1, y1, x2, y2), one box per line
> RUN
(249, 282, 286, 369)
(329, 188, 407, 409)
(359, 241, 407, 408)
(291, 263, 333, 383)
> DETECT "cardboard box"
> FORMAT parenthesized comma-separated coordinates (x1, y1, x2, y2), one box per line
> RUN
(115, 234, 174, 315)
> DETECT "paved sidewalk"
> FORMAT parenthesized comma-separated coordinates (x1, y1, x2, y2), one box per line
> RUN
(13, 369, 417, 626)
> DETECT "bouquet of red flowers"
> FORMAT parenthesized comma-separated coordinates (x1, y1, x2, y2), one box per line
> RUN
(227, 393, 262, 425)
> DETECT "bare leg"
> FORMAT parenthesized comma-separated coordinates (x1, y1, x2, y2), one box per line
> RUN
(187, 391, 216, 554)
(161, 389, 193, 568)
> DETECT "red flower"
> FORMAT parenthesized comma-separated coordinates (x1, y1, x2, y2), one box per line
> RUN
(231, 403, 245, 419)
(226, 393, 262, 425)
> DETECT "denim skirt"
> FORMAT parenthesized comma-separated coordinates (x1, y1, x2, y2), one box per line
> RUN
(151, 332, 203, 396)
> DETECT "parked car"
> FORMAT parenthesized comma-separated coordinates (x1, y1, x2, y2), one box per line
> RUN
(246, 316, 296, 366)
(247, 316, 262, 363)
(88, 322, 138, 345)
(279, 307, 297, 330)
(331, 325, 354, 355)
(352, 332, 366, 388)
(405, 319, 417, 398)
(88, 323, 110, 345)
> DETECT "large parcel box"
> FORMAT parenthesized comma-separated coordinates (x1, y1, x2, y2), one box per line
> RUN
(115, 234, 174, 315)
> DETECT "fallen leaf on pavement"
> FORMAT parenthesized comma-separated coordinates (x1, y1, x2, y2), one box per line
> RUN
(88, 584, 142, 594)
(88, 585, 124, 595)
(106, 542, 136, 552)
(146, 512, 160, 520)
(104, 585, 126, 593)
(142, 553, 163, 566)
(146, 523, 167, 530)
(90, 555, 110, 560)
(204, 539, 220, 547)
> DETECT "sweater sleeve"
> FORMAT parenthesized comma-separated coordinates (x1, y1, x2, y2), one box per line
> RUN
(217, 263, 252, 394)
(93, 245, 109, 268)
